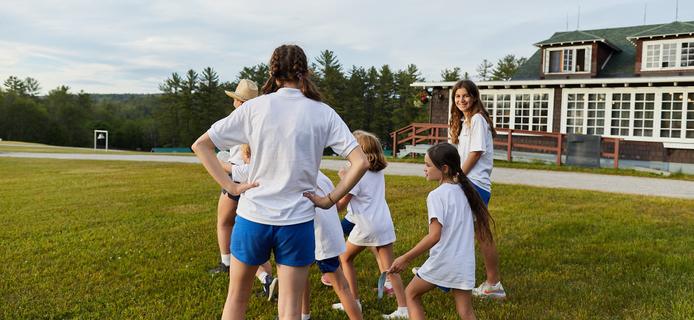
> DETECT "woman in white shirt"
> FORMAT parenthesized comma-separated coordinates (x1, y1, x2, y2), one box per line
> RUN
(448, 79, 506, 300)
(192, 44, 368, 320)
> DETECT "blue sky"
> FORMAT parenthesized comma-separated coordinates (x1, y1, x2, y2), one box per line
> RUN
(1, 0, 693, 94)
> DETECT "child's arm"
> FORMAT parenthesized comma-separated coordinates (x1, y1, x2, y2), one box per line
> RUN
(461, 151, 482, 174)
(192, 133, 258, 195)
(335, 193, 352, 212)
(218, 159, 233, 173)
(388, 218, 442, 274)
(304, 147, 368, 209)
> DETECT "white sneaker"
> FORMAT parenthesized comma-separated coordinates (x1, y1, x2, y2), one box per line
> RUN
(411, 267, 419, 276)
(382, 307, 409, 319)
(332, 300, 362, 312)
(472, 281, 507, 300)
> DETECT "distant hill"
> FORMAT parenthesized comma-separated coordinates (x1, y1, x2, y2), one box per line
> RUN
(88, 93, 161, 104)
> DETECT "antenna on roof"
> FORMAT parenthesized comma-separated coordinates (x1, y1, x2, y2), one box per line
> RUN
(675, 0, 679, 21)
(643, 3, 647, 24)
(566, 12, 569, 31)
(576, 4, 581, 30)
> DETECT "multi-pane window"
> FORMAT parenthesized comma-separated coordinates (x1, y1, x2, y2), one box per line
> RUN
(566, 93, 585, 134)
(643, 40, 694, 70)
(545, 46, 591, 73)
(496, 94, 512, 129)
(660, 92, 684, 138)
(611, 93, 631, 136)
(532, 93, 550, 131)
(514, 94, 531, 130)
(586, 94, 606, 135)
(682, 42, 694, 67)
(633, 93, 655, 137)
(644, 44, 661, 69)
(562, 49, 573, 72)
(687, 93, 694, 138)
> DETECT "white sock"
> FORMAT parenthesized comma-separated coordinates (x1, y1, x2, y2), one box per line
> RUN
(301, 314, 311, 320)
(221, 254, 230, 267)
(397, 306, 408, 312)
(257, 271, 269, 282)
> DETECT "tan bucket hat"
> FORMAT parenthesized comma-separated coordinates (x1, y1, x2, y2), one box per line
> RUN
(224, 79, 259, 102)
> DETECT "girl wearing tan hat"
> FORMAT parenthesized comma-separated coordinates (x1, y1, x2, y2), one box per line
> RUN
(212, 79, 278, 301)
(192, 44, 368, 320)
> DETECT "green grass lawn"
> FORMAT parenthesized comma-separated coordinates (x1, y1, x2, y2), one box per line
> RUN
(0, 141, 194, 156)
(1, 158, 693, 319)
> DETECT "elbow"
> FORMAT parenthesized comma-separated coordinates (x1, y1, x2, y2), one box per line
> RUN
(355, 153, 369, 173)
(191, 141, 201, 154)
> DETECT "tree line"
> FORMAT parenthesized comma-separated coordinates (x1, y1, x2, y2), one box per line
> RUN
(0, 52, 524, 150)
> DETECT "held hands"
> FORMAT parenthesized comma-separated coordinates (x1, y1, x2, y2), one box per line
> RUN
(387, 255, 410, 274)
(303, 192, 335, 209)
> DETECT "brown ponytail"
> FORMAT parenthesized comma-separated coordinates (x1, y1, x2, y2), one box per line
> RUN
(427, 143, 495, 242)
(261, 44, 322, 102)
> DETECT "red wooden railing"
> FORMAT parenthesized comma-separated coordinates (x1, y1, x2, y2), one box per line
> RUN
(390, 123, 622, 168)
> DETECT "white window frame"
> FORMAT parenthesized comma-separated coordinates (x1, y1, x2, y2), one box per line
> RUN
(561, 87, 694, 143)
(544, 45, 592, 74)
(641, 38, 694, 71)
(479, 89, 555, 132)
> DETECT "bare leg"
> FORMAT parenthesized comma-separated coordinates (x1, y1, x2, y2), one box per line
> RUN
(276, 264, 310, 320)
(327, 267, 363, 320)
(301, 277, 310, 315)
(222, 256, 259, 320)
(257, 261, 273, 278)
(370, 247, 383, 272)
(452, 289, 476, 320)
(339, 242, 366, 299)
(217, 194, 237, 256)
(375, 244, 407, 307)
(476, 232, 500, 284)
(404, 275, 436, 320)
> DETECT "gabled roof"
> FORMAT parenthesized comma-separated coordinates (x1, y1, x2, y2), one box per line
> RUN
(627, 21, 694, 41)
(534, 30, 620, 51)
(513, 20, 694, 80)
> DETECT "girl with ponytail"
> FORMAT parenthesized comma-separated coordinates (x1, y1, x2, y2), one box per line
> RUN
(388, 143, 493, 320)
(192, 44, 369, 320)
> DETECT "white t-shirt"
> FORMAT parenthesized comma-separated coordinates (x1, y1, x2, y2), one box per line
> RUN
(208, 88, 359, 226)
(231, 163, 250, 182)
(417, 183, 476, 290)
(456, 113, 494, 192)
(227, 145, 245, 165)
(346, 170, 396, 246)
(314, 171, 347, 260)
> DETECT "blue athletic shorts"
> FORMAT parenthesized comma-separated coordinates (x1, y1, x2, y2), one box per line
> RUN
(231, 215, 315, 267)
(472, 183, 491, 207)
(316, 256, 340, 273)
(340, 217, 355, 236)
(416, 272, 451, 293)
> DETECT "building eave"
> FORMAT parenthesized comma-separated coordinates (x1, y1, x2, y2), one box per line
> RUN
(411, 76, 694, 89)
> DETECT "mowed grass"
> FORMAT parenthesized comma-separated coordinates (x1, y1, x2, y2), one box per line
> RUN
(1, 158, 693, 319)
(0, 141, 194, 156)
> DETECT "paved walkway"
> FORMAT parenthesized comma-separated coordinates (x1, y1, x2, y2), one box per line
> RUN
(2, 152, 693, 200)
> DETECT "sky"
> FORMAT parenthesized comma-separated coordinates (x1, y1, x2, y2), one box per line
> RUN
(1, 0, 693, 94)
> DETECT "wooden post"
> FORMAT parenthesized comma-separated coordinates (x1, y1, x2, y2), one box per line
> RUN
(392, 132, 398, 158)
(556, 133, 563, 166)
(614, 139, 620, 169)
(506, 130, 513, 162)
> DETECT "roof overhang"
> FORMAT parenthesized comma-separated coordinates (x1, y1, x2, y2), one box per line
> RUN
(627, 32, 694, 44)
(411, 76, 694, 89)
(534, 39, 621, 52)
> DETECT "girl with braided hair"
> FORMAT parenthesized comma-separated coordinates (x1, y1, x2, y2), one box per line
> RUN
(192, 44, 369, 320)
(388, 143, 494, 320)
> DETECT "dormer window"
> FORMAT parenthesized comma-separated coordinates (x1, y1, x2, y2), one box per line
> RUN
(641, 39, 694, 71)
(544, 45, 591, 74)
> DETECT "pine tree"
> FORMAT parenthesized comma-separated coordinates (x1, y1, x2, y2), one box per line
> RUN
(440, 67, 462, 81)
(476, 59, 494, 81)
(491, 55, 525, 80)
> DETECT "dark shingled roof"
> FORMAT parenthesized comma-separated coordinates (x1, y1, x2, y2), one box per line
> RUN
(628, 21, 694, 40)
(512, 20, 694, 80)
